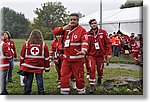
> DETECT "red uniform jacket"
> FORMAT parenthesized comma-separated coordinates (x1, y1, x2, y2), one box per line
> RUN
(129, 36, 135, 48)
(20, 42, 50, 74)
(52, 25, 88, 62)
(87, 29, 112, 57)
(114, 36, 121, 46)
(49, 38, 63, 64)
(0, 40, 13, 70)
(132, 41, 141, 52)
(4, 39, 17, 58)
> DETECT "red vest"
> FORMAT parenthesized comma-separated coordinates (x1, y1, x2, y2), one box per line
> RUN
(49, 38, 63, 64)
(0, 40, 12, 70)
(4, 39, 17, 58)
(20, 42, 50, 74)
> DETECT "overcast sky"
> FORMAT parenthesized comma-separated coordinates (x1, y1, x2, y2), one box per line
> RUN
(0, 0, 127, 21)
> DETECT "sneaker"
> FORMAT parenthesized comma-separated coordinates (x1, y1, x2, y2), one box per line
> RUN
(72, 81, 77, 90)
(8, 80, 14, 83)
(86, 75, 89, 79)
(136, 62, 140, 65)
(20, 83, 25, 86)
(57, 81, 61, 89)
(106, 63, 109, 66)
(57, 85, 61, 89)
(1, 90, 9, 95)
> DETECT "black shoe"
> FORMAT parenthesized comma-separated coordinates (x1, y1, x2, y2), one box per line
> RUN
(106, 63, 109, 66)
(97, 78, 102, 86)
(8, 80, 14, 83)
(136, 62, 140, 65)
(38, 91, 45, 95)
(1, 90, 9, 95)
(89, 86, 96, 94)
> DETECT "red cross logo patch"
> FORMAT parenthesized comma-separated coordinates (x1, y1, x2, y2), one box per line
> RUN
(30, 47, 39, 55)
(74, 35, 78, 39)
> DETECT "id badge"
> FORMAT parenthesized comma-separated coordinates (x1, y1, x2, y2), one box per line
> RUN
(94, 42, 100, 50)
(54, 52, 58, 58)
(64, 39, 70, 47)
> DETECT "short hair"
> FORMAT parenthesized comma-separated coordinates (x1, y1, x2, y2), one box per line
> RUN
(89, 19, 96, 24)
(69, 13, 79, 18)
(4, 31, 11, 39)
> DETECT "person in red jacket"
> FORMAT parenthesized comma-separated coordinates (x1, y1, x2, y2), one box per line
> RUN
(129, 33, 135, 53)
(3, 31, 17, 83)
(49, 35, 63, 88)
(19, 29, 50, 95)
(52, 13, 88, 95)
(113, 34, 121, 56)
(132, 36, 141, 65)
(0, 32, 13, 95)
(86, 19, 112, 93)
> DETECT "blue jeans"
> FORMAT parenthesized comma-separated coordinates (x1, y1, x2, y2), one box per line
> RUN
(8, 58, 14, 81)
(113, 46, 120, 56)
(1, 70, 8, 93)
(24, 72, 45, 95)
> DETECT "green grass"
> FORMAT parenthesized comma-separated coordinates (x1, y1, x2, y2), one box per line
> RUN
(7, 65, 142, 95)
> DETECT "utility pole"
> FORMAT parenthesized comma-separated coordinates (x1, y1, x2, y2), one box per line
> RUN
(100, 0, 102, 29)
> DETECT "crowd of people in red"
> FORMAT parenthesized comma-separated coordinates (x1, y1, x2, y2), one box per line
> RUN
(108, 31, 143, 65)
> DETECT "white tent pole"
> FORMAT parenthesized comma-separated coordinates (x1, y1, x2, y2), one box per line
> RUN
(100, 0, 102, 29)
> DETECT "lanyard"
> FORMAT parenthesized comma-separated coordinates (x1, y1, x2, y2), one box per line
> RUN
(66, 25, 79, 39)
(93, 30, 99, 42)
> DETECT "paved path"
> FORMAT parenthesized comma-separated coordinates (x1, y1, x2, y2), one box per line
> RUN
(14, 61, 142, 70)
(104, 63, 142, 70)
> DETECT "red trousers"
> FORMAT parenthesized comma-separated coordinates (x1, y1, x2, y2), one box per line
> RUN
(88, 56, 104, 85)
(60, 59, 85, 94)
(54, 57, 62, 81)
(85, 57, 90, 75)
(132, 52, 139, 63)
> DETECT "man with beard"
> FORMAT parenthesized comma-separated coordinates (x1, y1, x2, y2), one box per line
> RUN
(52, 13, 88, 95)
(86, 19, 112, 94)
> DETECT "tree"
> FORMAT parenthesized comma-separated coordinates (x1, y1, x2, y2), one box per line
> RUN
(120, 0, 143, 9)
(32, 1, 69, 40)
(1, 7, 30, 38)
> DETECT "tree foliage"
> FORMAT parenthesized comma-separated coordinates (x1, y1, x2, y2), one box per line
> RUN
(1, 7, 30, 38)
(31, 1, 69, 40)
(120, 0, 143, 9)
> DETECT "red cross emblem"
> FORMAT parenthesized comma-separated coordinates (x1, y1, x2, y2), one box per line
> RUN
(30, 47, 39, 55)
(74, 35, 78, 39)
